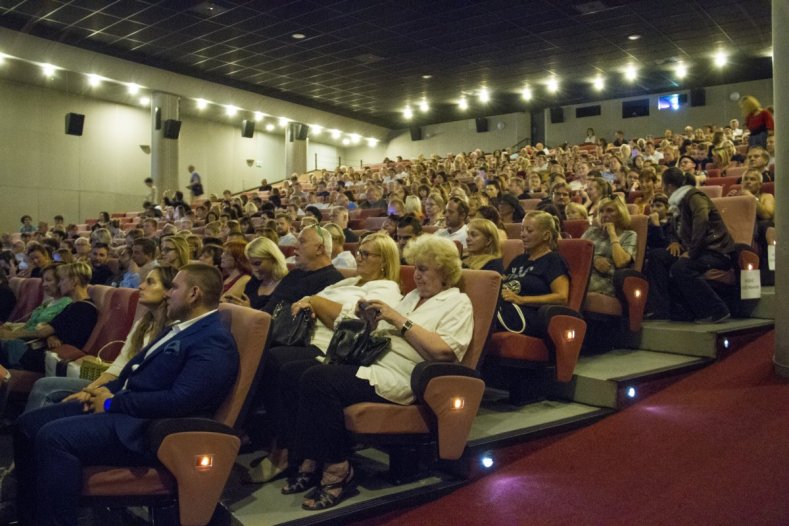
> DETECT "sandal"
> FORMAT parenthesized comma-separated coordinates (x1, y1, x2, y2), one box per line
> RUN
(301, 465, 356, 511)
(281, 470, 319, 495)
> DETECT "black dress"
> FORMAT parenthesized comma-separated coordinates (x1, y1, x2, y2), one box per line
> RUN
(243, 276, 272, 311)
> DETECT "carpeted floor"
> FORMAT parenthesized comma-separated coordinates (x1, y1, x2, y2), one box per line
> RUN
(353, 331, 789, 525)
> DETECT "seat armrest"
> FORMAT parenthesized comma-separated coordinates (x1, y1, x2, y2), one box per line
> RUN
(546, 315, 587, 382)
(534, 305, 583, 338)
(614, 270, 649, 332)
(49, 344, 85, 362)
(422, 375, 485, 460)
(410, 361, 479, 404)
(734, 244, 759, 271)
(146, 417, 236, 452)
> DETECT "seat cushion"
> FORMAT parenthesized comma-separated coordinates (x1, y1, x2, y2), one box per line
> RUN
(583, 292, 623, 317)
(82, 466, 175, 497)
(344, 402, 432, 434)
(487, 332, 550, 362)
(705, 269, 735, 285)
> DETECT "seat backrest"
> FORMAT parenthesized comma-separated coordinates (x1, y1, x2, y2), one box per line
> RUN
(504, 223, 521, 239)
(563, 219, 590, 240)
(457, 269, 501, 369)
(363, 216, 388, 231)
(82, 287, 139, 358)
(520, 198, 542, 210)
(698, 185, 723, 198)
(358, 208, 386, 219)
(706, 167, 721, 178)
(711, 196, 757, 245)
(214, 304, 271, 428)
(556, 239, 594, 312)
(629, 214, 649, 272)
(501, 239, 523, 268)
(705, 175, 740, 195)
(9, 278, 43, 322)
(726, 166, 746, 179)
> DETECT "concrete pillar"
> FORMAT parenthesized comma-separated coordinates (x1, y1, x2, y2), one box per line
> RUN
(773, 0, 788, 377)
(150, 92, 180, 198)
(285, 122, 308, 179)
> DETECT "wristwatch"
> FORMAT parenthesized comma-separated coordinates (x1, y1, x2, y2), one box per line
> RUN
(400, 319, 414, 335)
(103, 398, 112, 412)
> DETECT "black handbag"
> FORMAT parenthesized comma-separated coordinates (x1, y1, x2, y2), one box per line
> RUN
(270, 302, 315, 347)
(326, 318, 391, 367)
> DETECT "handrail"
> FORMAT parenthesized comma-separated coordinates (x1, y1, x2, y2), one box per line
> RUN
(510, 136, 531, 152)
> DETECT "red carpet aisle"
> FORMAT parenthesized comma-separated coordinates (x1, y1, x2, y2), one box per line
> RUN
(355, 331, 789, 526)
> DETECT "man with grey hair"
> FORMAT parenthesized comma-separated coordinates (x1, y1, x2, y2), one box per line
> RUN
(262, 225, 343, 314)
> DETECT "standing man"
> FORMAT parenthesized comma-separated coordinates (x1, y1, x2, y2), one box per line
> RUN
(187, 165, 204, 203)
(11, 263, 239, 526)
(144, 177, 158, 206)
(435, 196, 469, 248)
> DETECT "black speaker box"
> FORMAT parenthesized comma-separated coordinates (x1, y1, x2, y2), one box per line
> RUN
(163, 119, 182, 139)
(410, 127, 422, 141)
(241, 120, 255, 138)
(65, 113, 85, 136)
(295, 123, 310, 140)
(690, 88, 706, 107)
(475, 117, 489, 133)
(549, 107, 564, 124)
(154, 107, 161, 130)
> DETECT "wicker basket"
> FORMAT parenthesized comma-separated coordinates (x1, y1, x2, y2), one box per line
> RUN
(78, 340, 123, 381)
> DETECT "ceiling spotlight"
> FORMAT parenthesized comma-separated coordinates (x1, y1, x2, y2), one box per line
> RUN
(278, 117, 289, 127)
(291, 33, 306, 39)
(628, 34, 641, 41)
(330, 129, 341, 139)
(419, 99, 429, 112)
(478, 87, 490, 103)
(367, 138, 378, 147)
(350, 133, 361, 144)
(546, 77, 559, 93)
(422, 74, 432, 79)
(41, 63, 57, 78)
(624, 65, 637, 82)
(127, 83, 140, 95)
(714, 50, 728, 67)
(675, 63, 688, 80)
(341, 138, 350, 145)
(225, 105, 238, 116)
(196, 98, 208, 110)
(265, 123, 275, 131)
(593, 75, 605, 91)
(139, 96, 150, 106)
(311, 124, 323, 135)
(403, 106, 413, 120)
(254, 111, 264, 121)
(458, 97, 468, 110)
(521, 86, 532, 101)
(87, 74, 102, 87)
(0, 53, 5, 65)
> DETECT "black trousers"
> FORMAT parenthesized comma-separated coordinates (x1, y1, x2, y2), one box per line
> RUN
(645, 248, 731, 320)
(282, 363, 387, 464)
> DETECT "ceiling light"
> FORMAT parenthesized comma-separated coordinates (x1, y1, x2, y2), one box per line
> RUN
(139, 96, 150, 106)
(127, 83, 140, 95)
(254, 111, 264, 121)
(225, 105, 238, 116)
(265, 123, 275, 131)
(196, 98, 208, 110)
(675, 63, 688, 80)
(624, 65, 637, 82)
(419, 99, 429, 112)
(403, 106, 413, 120)
(291, 33, 306, 39)
(311, 124, 323, 135)
(521, 86, 532, 101)
(714, 50, 728, 67)
(628, 34, 641, 41)
(278, 117, 289, 127)
(593, 75, 605, 91)
(422, 74, 432, 79)
(0, 53, 5, 65)
(330, 129, 341, 139)
(41, 63, 57, 78)
(87, 74, 102, 87)
(458, 97, 468, 110)
(367, 138, 378, 147)
(350, 133, 361, 144)
(478, 88, 490, 103)
(341, 138, 350, 145)
(546, 77, 559, 93)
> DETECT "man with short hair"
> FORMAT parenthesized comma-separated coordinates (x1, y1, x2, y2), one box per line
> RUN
(142, 218, 158, 239)
(746, 147, 773, 182)
(262, 225, 343, 313)
(730, 118, 743, 140)
(89, 243, 113, 285)
(73, 236, 92, 261)
(612, 130, 626, 147)
(436, 196, 469, 248)
(144, 177, 158, 205)
(187, 164, 203, 202)
(396, 216, 423, 261)
(330, 207, 358, 242)
(11, 263, 239, 526)
(124, 237, 157, 288)
(360, 187, 387, 209)
(275, 213, 297, 247)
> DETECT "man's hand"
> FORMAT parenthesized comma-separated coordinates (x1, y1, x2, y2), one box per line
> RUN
(46, 336, 63, 349)
(85, 387, 113, 414)
(593, 256, 612, 274)
(667, 242, 682, 257)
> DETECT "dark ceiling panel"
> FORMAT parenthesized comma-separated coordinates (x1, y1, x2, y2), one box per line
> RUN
(0, 0, 773, 128)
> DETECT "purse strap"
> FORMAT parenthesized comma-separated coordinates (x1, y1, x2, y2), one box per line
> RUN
(94, 340, 125, 362)
(496, 303, 527, 334)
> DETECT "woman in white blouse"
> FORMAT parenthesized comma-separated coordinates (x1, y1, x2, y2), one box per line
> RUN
(23, 266, 178, 411)
(246, 232, 402, 483)
(278, 235, 473, 510)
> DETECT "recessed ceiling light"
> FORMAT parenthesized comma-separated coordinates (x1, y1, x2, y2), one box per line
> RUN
(478, 88, 490, 103)
(624, 64, 637, 82)
(403, 106, 413, 120)
(419, 100, 429, 112)
(458, 97, 468, 110)
(593, 75, 605, 91)
(254, 111, 264, 121)
(278, 117, 289, 127)
(311, 124, 323, 135)
(350, 133, 361, 144)
(0, 53, 5, 65)
(127, 83, 140, 95)
(628, 34, 641, 40)
(546, 77, 559, 93)
(41, 63, 56, 78)
(87, 74, 102, 87)
(675, 63, 688, 79)
(714, 50, 728, 67)
(265, 123, 275, 132)
(292, 33, 306, 40)
(330, 129, 341, 139)
(367, 138, 378, 147)
(341, 138, 350, 146)
(521, 86, 532, 101)
(422, 74, 432, 79)
(139, 96, 150, 106)
(196, 98, 208, 110)
(225, 105, 238, 116)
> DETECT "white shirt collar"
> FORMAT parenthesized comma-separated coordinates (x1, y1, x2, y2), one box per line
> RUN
(170, 308, 217, 335)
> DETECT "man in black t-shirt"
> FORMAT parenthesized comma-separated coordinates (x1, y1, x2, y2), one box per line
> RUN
(89, 243, 113, 285)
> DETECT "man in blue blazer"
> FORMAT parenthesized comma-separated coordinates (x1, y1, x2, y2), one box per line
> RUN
(11, 263, 239, 526)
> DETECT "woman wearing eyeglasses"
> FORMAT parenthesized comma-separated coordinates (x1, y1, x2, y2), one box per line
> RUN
(245, 233, 402, 483)
(581, 196, 637, 296)
(158, 235, 190, 270)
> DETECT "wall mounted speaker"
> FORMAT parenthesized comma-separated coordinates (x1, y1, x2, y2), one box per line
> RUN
(690, 88, 706, 107)
(163, 119, 182, 139)
(295, 123, 310, 140)
(241, 119, 255, 138)
(475, 117, 489, 132)
(154, 107, 161, 130)
(409, 127, 422, 141)
(65, 113, 85, 136)
(549, 107, 564, 124)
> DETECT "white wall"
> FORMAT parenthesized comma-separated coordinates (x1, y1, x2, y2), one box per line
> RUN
(306, 141, 344, 171)
(545, 79, 773, 145)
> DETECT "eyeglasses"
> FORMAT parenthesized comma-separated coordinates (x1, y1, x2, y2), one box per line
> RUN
(356, 249, 381, 260)
(160, 247, 174, 253)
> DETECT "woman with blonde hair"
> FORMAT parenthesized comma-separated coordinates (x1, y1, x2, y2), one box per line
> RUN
(423, 192, 446, 227)
(323, 223, 355, 269)
(404, 195, 423, 220)
(582, 196, 637, 296)
(740, 95, 774, 148)
(159, 235, 190, 269)
(223, 237, 288, 310)
(462, 218, 503, 273)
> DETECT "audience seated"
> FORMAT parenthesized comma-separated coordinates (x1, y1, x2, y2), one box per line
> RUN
(581, 197, 637, 296)
(462, 218, 503, 273)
